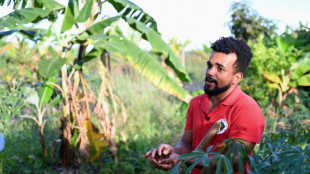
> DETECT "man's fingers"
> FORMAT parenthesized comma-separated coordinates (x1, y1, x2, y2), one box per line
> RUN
(158, 144, 173, 156)
(142, 149, 153, 158)
(157, 163, 174, 171)
(151, 148, 158, 158)
(163, 148, 171, 155)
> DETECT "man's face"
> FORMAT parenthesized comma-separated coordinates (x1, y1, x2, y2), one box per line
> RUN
(204, 52, 237, 96)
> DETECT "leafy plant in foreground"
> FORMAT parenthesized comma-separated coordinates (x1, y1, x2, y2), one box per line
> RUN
(172, 138, 251, 174)
(250, 129, 310, 173)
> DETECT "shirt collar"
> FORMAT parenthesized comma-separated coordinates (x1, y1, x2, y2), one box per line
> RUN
(221, 85, 242, 106)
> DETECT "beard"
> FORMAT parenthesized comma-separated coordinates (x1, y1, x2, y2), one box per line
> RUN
(204, 76, 231, 96)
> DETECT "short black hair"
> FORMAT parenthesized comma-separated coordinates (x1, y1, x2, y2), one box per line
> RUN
(211, 37, 253, 74)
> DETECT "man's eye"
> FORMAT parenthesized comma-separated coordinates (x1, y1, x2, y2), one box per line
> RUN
(207, 63, 211, 69)
(218, 67, 223, 71)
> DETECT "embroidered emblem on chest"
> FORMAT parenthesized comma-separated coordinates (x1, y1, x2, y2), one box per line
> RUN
(217, 119, 228, 134)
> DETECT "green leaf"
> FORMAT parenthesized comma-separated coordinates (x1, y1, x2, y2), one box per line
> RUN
(202, 156, 210, 166)
(297, 74, 310, 86)
(39, 77, 55, 108)
(178, 152, 204, 160)
(0, 8, 52, 28)
(86, 16, 121, 34)
(110, 36, 190, 101)
(223, 156, 233, 174)
(171, 162, 182, 174)
(126, 18, 192, 84)
(276, 36, 288, 55)
(108, 0, 158, 31)
(185, 156, 203, 174)
(109, 0, 191, 83)
(75, 0, 93, 23)
(43, 0, 64, 10)
(49, 95, 62, 106)
(38, 58, 66, 78)
(291, 56, 310, 79)
(61, 0, 78, 33)
(215, 156, 224, 174)
(237, 144, 245, 174)
(25, 87, 39, 108)
(0, 29, 38, 39)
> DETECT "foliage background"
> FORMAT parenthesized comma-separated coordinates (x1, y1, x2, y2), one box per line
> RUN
(0, 0, 309, 173)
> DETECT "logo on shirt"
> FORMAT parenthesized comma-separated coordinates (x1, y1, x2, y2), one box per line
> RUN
(217, 119, 228, 134)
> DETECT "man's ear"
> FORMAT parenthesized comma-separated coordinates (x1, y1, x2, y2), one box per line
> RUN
(232, 72, 243, 85)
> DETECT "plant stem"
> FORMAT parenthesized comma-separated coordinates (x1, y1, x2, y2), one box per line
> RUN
(40, 125, 47, 157)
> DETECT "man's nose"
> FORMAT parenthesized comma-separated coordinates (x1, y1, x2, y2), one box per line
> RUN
(206, 67, 215, 76)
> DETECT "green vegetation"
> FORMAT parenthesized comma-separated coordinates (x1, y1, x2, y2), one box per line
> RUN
(0, 0, 309, 173)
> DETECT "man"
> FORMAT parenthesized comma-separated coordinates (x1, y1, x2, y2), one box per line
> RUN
(143, 37, 265, 173)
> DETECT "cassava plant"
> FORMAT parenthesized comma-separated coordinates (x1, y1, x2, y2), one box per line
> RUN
(0, 0, 192, 165)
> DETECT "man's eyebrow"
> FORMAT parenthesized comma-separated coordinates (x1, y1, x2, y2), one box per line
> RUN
(215, 62, 225, 69)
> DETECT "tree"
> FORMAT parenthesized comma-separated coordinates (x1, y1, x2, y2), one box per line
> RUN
(0, 0, 192, 165)
(228, 0, 277, 42)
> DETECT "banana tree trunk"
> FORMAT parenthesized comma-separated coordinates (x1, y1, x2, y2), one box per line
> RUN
(60, 64, 72, 166)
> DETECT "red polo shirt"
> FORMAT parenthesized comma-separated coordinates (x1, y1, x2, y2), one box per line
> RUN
(184, 85, 265, 174)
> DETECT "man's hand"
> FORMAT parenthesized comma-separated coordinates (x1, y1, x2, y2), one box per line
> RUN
(143, 144, 180, 170)
(145, 152, 180, 171)
(143, 143, 174, 158)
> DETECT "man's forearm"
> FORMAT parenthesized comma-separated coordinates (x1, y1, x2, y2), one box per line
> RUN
(174, 140, 192, 155)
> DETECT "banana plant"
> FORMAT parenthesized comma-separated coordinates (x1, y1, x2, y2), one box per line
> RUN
(20, 86, 50, 157)
(0, 0, 192, 165)
(263, 53, 310, 107)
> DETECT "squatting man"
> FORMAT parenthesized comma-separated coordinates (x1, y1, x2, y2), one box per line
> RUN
(143, 37, 265, 173)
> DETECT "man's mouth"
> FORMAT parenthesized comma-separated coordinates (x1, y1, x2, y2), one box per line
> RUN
(205, 76, 217, 84)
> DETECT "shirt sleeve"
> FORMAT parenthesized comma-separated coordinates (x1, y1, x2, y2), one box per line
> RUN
(228, 103, 265, 144)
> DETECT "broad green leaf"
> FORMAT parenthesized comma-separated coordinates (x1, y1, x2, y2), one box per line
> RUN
(86, 16, 121, 34)
(0, 8, 51, 28)
(0, 30, 20, 39)
(108, 0, 158, 31)
(61, 0, 79, 33)
(297, 74, 310, 86)
(291, 56, 310, 79)
(94, 38, 125, 55)
(78, 47, 103, 65)
(43, 0, 64, 10)
(0, 29, 38, 39)
(38, 58, 66, 78)
(25, 88, 39, 107)
(112, 37, 190, 101)
(75, 0, 93, 23)
(126, 18, 192, 84)
(276, 36, 288, 55)
(39, 77, 55, 108)
(263, 72, 281, 84)
(93, 36, 191, 101)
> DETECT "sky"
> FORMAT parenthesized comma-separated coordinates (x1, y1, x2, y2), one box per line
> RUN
(0, 0, 310, 50)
